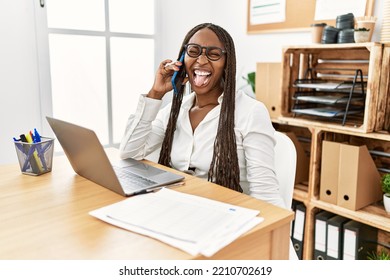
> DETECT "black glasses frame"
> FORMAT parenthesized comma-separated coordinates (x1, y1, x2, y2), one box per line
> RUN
(184, 43, 226, 61)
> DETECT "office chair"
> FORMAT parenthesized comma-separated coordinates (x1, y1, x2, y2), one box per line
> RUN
(273, 131, 299, 260)
(274, 131, 297, 209)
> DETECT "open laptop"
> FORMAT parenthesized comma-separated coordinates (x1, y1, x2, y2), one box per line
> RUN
(46, 116, 184, 197)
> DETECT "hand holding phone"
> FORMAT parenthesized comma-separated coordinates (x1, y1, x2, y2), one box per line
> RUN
(171, 51, 186, 95)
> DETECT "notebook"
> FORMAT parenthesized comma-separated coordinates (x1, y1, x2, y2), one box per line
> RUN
(46, 116, 184, 197)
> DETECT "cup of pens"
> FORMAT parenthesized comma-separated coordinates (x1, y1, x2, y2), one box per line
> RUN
(14, 129, 54, 176)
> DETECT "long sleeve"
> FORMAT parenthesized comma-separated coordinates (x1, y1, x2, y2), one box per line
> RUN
(119, 94, 169, 160)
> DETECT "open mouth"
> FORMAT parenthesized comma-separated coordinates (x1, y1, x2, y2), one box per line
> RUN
(193, 70, 211, 87)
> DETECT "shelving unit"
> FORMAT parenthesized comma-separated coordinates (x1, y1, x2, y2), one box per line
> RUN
(280, 43, 386, 133)
(267, 43, 390, 260)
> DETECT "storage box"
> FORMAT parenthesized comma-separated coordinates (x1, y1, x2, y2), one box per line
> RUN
(337, 143, 382, 211)
(255, 63, 282, 119)
(14, 137, 54, 176)
(280, 43, 386, 133)
(320, 140, 382, 210)
(320, 141, 340, 204)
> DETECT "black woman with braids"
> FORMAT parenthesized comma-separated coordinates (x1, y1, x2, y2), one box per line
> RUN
(119, 23, 285, 209)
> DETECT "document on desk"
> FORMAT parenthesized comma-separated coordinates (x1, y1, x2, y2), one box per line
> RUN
(89, 188, 263, 257)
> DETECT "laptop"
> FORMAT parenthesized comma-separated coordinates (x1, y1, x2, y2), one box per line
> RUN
(46, 116, 184, 197)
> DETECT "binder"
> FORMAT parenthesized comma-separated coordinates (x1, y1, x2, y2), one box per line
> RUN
(292, 202, 306, 259)
(320, 141, 340, 204)
(290, 199, 300, 237)
(326, 215, 349, 260)
(343, 220, 378, 260)
(314, 210, 335, 260)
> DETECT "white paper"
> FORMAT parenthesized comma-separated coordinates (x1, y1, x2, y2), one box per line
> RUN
(250, 0, 286, 25)
(315, 0, 367, 21)
(89, 188, 263, 257)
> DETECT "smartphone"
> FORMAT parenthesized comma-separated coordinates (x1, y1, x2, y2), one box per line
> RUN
(171, 51, 186, 95)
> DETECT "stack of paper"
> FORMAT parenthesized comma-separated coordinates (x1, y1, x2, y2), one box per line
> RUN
(89, 188, 263, 257)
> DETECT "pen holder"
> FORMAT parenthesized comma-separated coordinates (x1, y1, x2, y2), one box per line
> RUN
(14, 137, 54, 176)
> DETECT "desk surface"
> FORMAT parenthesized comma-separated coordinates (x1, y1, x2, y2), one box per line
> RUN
(0, 149, 293, 260)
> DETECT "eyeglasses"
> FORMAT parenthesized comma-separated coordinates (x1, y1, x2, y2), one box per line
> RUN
(184, 43, 226, 61)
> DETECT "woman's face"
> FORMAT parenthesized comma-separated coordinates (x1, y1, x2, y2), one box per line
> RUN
(184, 28, 226, 96)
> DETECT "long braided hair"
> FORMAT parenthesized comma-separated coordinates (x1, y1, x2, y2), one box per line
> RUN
(158, 23, 242, 192)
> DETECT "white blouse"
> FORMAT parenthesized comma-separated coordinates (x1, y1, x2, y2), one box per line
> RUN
(119, 90, 285, 208)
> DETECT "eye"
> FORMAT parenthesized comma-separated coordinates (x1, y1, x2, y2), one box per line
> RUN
(187, 45, 201, 57)
(207, 47, 222, 60)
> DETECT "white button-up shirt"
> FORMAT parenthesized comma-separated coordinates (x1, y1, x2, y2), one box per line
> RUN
(119, 90, 284, 208)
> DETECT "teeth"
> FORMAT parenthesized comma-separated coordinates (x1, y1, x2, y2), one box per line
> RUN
(195, 70, 210, 76)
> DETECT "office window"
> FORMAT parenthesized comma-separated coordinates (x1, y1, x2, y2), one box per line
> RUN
(110, 37, 154, 142)
(45, 0, 155, 146)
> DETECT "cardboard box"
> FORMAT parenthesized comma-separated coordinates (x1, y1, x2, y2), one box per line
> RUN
(320, 141, 382, 210)
(255, 63, 282, 119)
(320, 141, 340, 204)
(337, 143, 382, 211)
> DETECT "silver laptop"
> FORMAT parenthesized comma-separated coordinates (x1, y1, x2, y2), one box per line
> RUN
(46, 116, 184, 197)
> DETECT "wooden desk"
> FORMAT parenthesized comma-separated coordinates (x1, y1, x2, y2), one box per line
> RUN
(0, 149, 293, 260)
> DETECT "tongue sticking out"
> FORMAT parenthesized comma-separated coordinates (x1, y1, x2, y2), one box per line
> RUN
(193, 70, 210, 87)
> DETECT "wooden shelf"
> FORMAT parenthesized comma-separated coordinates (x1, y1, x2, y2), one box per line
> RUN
(268, 43, 390, 260)
(311, 199, 390, 232)
(293, 187, 309, 203)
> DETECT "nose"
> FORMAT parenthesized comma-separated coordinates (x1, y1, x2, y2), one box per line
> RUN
(196, 50, 209, 64)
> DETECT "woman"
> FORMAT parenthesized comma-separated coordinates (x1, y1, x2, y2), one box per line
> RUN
(119, 23, 285, 209)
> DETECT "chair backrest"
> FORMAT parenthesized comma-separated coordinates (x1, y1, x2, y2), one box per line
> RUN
(274, 131, 297, 210)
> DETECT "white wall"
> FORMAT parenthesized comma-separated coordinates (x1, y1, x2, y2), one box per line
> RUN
(157, 0, 383, 79)
(0, 1, 42, 165)
(0, 0, 385, 164)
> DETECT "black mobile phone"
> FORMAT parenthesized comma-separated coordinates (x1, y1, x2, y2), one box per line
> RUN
(171, 51, 186, 95)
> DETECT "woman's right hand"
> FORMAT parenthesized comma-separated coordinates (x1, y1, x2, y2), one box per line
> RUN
(147, 59, 183, 100)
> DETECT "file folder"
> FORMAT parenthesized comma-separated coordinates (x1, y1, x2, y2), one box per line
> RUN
(314, 210, 335, 260)
(337, 143, 382, 210)
(320, 141, 340, 204)
(326, 215, 349, 260)
(255, 63, 281, 119)
(292, 202, 306, 259)
(343, 220, 378, 260)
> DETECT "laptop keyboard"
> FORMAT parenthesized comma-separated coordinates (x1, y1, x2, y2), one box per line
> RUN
(113, 166, 158, 189)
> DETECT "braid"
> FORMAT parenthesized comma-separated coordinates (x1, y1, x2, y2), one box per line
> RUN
(158, 90, 183, 166)
(159, 23, 242, 192)
(206, 25, 242, 192)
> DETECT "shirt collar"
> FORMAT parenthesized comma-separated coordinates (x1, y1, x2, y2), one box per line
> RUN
(181, 92, 224, 110)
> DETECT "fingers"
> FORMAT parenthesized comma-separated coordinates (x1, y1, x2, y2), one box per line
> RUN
(161, 59, 182, 75)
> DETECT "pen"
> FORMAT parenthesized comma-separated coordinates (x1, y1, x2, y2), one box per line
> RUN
(20, 134, 28, 143)
(25, 132, 44, 173)
(134, 181, 185, 196)
(32, 128, 48, 170)
(33, 128, 42, 143)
